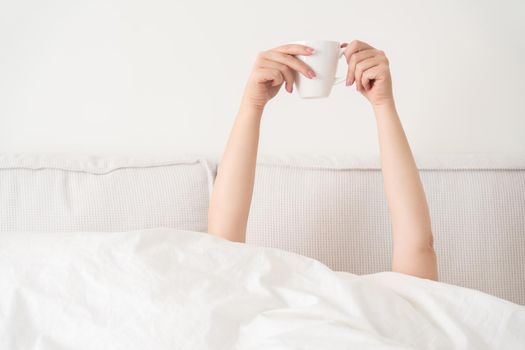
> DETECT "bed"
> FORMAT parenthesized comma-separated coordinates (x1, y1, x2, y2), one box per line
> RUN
(1, 153, 524, 348)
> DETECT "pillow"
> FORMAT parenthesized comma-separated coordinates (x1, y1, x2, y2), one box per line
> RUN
(0, 154, 215, 232)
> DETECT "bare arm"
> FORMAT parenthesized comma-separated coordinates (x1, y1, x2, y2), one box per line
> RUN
(344, 40, 438, 280)
(207, 103, 262, 243)
(208, 44, 315, 243)
(374, 103, 438, 281)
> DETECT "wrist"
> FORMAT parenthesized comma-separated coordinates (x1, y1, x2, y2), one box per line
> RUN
(240, 97, 265, 117)
(238, 98, 265, 123)
(372, 99, 397, 118)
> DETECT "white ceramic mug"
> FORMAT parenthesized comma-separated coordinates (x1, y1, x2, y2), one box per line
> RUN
(292, 40, 347, 99)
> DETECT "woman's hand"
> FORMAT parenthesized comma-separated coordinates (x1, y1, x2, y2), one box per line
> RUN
(242, 44, 316, 110)
(342, 40, 394, 108)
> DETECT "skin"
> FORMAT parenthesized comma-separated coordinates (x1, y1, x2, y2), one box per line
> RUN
(207, 40, 438, 281)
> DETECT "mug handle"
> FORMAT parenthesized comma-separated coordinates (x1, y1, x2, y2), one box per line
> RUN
(333, 47, 347, 85)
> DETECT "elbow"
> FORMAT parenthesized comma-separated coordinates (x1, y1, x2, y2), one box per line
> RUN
(207, 220, 247, 244)
(392, 243, 439, 281)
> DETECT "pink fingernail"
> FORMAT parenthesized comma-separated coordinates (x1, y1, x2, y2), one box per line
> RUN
(306, 47, 315, 54)
(308, 70, 316, 79)
(346, 79, 350, 86)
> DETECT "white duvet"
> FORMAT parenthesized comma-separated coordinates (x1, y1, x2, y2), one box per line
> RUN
(0, 228, 523, 350)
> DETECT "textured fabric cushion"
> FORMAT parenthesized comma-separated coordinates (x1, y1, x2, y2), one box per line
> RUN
(0, 154, 214, 233)
(244, 154, 525, 305)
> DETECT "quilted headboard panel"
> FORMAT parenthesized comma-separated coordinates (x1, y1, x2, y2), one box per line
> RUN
(0, 154, 214, 233)
(244, 155, 525, 305)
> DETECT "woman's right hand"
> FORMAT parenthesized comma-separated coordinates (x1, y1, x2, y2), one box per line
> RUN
(242, 44, 317, 110)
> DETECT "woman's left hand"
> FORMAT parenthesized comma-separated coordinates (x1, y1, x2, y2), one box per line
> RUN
(342, 40, 394, 108)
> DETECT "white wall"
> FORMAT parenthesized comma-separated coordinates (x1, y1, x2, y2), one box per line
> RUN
(1, 0, 524, 159)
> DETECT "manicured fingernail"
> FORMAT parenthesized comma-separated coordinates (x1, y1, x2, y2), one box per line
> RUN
(308, 70, 316, 79)
(346, 78, 350, 86)
(306, 47, 315, 53)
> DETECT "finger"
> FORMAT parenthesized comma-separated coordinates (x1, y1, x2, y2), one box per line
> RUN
(345, 49, 379, 86)
(360, 53, 389, 91)
(262, 50, 315, 79)
(259, 59, 295, 93)
(362, 66, 381, 91)
(342, 41, 374, 82)
(254, 67, 284, 87)
(342, 40, 374, 60)
(274, 44, 315, 56)
(355, 57, 382, 92)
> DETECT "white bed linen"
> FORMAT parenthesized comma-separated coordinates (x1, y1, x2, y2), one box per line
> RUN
(0, 228, 523, 349)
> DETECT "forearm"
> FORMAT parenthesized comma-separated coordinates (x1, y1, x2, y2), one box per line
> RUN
(207, 100, 263, 243)
(373, 102, 438, 280)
